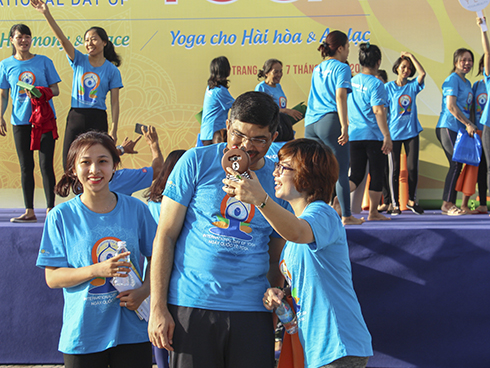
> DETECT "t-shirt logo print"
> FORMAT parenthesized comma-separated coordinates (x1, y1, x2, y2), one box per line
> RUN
(79, 72, 100, 105)
(210, 195, 255, 240)
(398, 94, 412, 116)
(18, 71, 35, 101)
(89, 236, 120, 294)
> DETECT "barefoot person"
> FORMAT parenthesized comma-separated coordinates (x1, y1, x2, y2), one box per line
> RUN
(348, 43, 393, 221)
(0, 24, 61, 222)
(304, 30, 364, 225)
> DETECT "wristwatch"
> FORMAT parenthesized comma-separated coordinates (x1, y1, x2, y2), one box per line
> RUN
(117, 145, 125, 155)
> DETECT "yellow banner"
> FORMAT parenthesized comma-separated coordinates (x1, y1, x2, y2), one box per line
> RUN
(0, 0, 486, 206)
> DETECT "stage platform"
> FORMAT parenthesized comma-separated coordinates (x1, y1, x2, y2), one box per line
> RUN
(1, 208, 489, 367)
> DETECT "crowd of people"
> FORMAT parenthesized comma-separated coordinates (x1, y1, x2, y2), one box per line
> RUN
(1, 0, 490, 366)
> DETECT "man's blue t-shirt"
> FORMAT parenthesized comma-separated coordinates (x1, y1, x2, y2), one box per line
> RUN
(68, 49, 123, 110)
(348, 73, 387, 141)
(305, 59, 352, 126)
(0, 55, 61, 125)
(280, 201, 373, 367)
(436, 73, 472, 132)
(255, 81, 287, 108)
(385, 78, 424, 141)
(265, 141, 287, 162)
(36, 194, 156, 354)
(163, 143, 290, 312)
(201, 85, 234, 141)
(109, 167, 153, 196)
(473, 79, 487, 131)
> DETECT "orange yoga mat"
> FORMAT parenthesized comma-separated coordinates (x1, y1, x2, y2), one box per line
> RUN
(277, 296, 304, 368)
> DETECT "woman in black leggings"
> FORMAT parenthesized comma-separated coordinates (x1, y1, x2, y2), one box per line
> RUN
(347, 43, 393, 221)
(0, 24, 60, 222)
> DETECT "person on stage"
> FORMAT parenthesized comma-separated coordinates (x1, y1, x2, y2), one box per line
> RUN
(36, 131, 156, 368)
(200, 56, 234, 146)
(384, 52, 426, 215)
(348, 42, 393, 221)
(436, 46, 477, 215)
(476, 17, 490, 215)
(255, 58, 303, 122)
(31, 0, 123, 169)
(0, 24, 61, 223)
(224, 138, 373, 368)
(304, 30, 364, 226)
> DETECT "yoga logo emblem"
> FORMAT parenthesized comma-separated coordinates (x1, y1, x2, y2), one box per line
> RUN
(18, 71, 35, 100)
(464, 92, 474, 115)
(210, 194, 255, 241)
(89, 236, 121, 294)
(279, 96, 287, 109)
(398, 94, 412, 116)
(79, 72, 100, 105)
(476, 93, 487, 114)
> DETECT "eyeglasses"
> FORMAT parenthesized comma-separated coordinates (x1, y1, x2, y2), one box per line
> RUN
(274, 162, 294, 176)
(230, 130, 270, 147)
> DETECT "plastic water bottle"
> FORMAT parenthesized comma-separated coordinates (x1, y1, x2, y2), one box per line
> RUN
(275, 299, 298, 334)
(112, 241, 130, 288)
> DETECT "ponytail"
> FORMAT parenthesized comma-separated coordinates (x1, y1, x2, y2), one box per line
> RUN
(104, 40, 122, 67)
(55, 173, 83, 197)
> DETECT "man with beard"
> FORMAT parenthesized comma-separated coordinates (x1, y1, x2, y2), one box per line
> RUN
(149, 91, 288, 368)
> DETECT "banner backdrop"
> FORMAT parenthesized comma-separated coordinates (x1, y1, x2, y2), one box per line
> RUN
(0, 0, 486, 206)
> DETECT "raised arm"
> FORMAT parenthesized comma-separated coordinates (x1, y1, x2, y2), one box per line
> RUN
(149, 196, 187, 352)
(31, 0, 75, 61)
(478, 17, 490, 77)
(401, 51, 426, 85)
(142, 125, 164, 180)
(109, 88, 120, 143)
(0, 88, 8, 136)
(223, 170, 315, 244)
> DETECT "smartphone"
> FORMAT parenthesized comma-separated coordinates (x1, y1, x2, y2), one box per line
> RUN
(135, 123, 147, 135)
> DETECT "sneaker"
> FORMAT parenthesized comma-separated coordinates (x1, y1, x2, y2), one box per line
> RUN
(387, 207, 401, 215)
(406, 203, 424, 215)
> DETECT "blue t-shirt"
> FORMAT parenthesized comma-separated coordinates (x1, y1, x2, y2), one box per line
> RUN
(68, 49, 123, 110)
(109, 167, 153, 196)
(265, 141, 287, 162)
(36, 194, 156, 354)
(473, 79, 487, 131)
(385, 79, 424, 141)
(0, 55, 61, 125)
(348, 73, 387, 141)
(255, 81, 287, 108)
(164, 143, 291, 312)
(201, 85, 234, 141)
(280, 201, 372, 367)
(436, 73, 473, 132)
(305, 59, 352, 126)
(147, 200, 161, 223)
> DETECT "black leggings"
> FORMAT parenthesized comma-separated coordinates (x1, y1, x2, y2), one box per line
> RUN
(63, 342, 152, 368)
(436, 128, 462, 203)
(63, 107, 108, 169)
(349, 140, 386, 192)
(12, 124, 56, 209)
(385, 136, 420, 206)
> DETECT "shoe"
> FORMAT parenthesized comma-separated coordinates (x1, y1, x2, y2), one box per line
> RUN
(387, 207, 401, 215)
(441, 206, 465, 216)
(10, 214, 37, 223)
(406, 203, 424, 215)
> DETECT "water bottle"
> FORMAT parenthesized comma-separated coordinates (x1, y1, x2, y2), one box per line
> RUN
(112, 241, 130, 288)
(275, 299, 298, 334)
